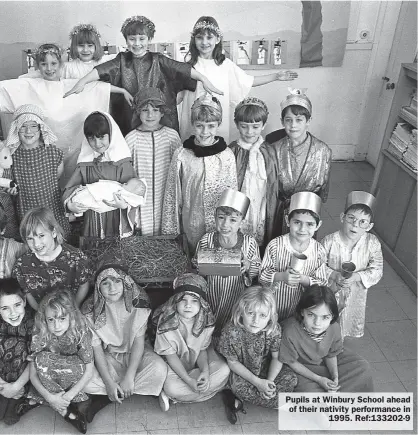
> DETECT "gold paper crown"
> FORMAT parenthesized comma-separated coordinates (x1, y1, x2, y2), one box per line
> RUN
(235, 97, 269, 115)
(345, 191, 376, 212)
(217, 188, 250, 218)
(192, 21, 223, 38)
(280, 88, 312, 115)
(289, 191, 321, 215)
(69, 24, 101, 40)
(121, 16, 155, 34)
(191, 93, 222, 114)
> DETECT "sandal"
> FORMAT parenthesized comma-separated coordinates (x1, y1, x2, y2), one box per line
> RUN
(63, 403, 87, 434)
(222, 390, 245, 425)
(15, 398, 41, 417)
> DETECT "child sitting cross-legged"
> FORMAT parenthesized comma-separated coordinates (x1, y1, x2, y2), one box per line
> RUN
(152, 273, 229, 411)
(320, 191, 383, 340)
(193, 188, 261, 345)
(259, 192, 328, 322)
(217, 286, 297, 424)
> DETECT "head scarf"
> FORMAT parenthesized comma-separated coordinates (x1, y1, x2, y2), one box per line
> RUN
(6, 104, 58, 154)
(152, 273, 215, 338)
(81, 264, 150, 330)
(77, 111, 132, 163)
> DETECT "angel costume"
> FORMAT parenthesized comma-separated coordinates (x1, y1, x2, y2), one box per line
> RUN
(162, 137, 237, 254)
(272, 133, 331, 237)
(321, 231, 383, 338)
(259, 234, 329, 322)
(0, 78, 110, 186)
(82, 266, 167, 396)
(178, 58, 253, 143)
(153, 273, 229, 403)
(63, 112, 138, 245)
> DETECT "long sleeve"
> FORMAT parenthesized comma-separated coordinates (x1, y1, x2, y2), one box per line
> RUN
(245, 236, 261, 286)
(259, 238, 278, 286)
(310, 244, 329, 286)
(320, 234, 339, 282)
(356, 236, 383, 289)
(162, 148, 183, 236)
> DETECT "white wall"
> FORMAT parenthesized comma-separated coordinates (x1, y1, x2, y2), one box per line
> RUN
(0, 1, 410, 162)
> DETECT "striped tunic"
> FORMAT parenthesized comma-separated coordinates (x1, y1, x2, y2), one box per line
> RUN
(260, 234, 328, 322)
(194, 231, 261, 338)
(321, 231, 383, 338)
(126, 126, 181, 235)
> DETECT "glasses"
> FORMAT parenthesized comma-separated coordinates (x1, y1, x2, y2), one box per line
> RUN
(18, 124, 40, 133)
(344, 214, 370, 229)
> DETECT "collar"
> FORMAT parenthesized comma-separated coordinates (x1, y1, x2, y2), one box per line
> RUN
(183, 136, 227, 157)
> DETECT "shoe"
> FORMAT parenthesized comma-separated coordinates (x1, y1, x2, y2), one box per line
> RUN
(0, 396, 8, 420)
(3, 398, 20, 425)
(15, 398, 41, 417)
(63, 404, 87, 434)
(222, 390, 245, 425)
(158, 391, 170, 412)
(86, 395, 111, 423)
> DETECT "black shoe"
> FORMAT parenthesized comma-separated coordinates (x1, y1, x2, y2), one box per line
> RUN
(0, 396, 8, 420)
(15, 398, 41, 417)
(63, 403, 87, 434)
(3, 398, 20, 425)
(222, 390, 244, 425)
(86, 395, 112, 423)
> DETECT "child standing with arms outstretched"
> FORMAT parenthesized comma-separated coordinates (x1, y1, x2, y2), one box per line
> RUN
(5, 104, 71, 236)
(279, 285, 374, 392)
(27, 290, 93, 434)
(64, 15, 222, 136)
(218, 286, 297, 424)
(0, 278, 34, 426)
(125, 88, 181, 235)
(194, 189, 261, 343)
(13, 207, 92, 311)
(321, 191, 383, 339)
(229, 97, 280, 248)
(153, 273, 229, 411)
(179, 16, 298, 142)
(259, 192, 328, 322)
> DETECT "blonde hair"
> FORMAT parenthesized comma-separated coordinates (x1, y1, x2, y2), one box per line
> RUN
(20, 207, 65, 246)
(34, 289, 89, 347)
(231, 286, 278, 335)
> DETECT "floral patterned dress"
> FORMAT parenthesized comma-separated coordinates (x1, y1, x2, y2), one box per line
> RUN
(217, 322, 297, 408)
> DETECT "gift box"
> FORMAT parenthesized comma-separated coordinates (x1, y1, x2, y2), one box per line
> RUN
(197, 248, 241, 276)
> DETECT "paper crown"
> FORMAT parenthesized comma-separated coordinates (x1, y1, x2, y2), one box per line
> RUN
(191, 92, 222, 114)
(217, 188, 250, 217)
(69, 24, 101, 40)
(280, 88, 312, 115)
(120, 16, 155, 34)
(235, 97, 269, 116)
(289, 192, 321, 215)
(192, 20, 223, 38)
(345, 191, 376, 212)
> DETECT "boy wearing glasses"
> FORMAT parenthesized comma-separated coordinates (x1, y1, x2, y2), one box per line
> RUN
(321, 191, 383, 340)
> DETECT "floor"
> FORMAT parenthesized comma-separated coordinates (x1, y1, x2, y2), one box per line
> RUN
(1, 162, 416, 435)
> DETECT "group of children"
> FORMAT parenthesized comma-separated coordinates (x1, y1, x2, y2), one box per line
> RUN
(0, 13, 384, 433)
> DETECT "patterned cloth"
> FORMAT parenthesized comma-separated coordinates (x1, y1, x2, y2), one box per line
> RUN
(321, 231, 383, 338)
(0, 310, 34, 382)
(162, 145, 237, 254)
(0, 237, 27, 279)
(12, 144, 70, 236)
(280, 317, 374, 392)
(193, 231, 261, 338)
(125, 126, 181, 235)
(28, 330, 93, 403)
(95, 51, 196, 135)
(259, 234, 329, 322)
(0, 188, 20, 240)
(12, 243, 92, 304)
(217, 322, 297, 408)
(271, 133, 331, 236)
(178, 58, 254, 143)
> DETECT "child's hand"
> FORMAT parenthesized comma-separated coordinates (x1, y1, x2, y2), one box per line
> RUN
(240, 256, 251, 275)
(340, 272, 361, 286)
(64, 83, 85, 98)
(68, 199, 89, 214)
(120, 375, 135, 398)
(317, 376, 340, 392)
(256, 378, 276, 397)
(103, 192, 128, 209)
(123, 90, 134, 107)
(48, 391, 71, 412)
(5, 186, 18, 196)
(105, 380, 124, 404)
(0, 381, 23, 399)
(284, 267, 301, 286)
(185, 376, 200, 393)
(276, 70, 298, 81)
(201, 78, 224, 96)
(196, 370, 210, 392)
